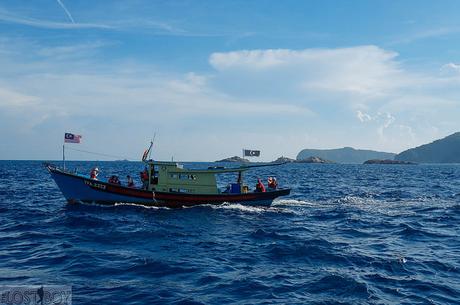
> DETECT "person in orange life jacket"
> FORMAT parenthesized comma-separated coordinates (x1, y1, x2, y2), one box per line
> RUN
(255, 178, 266, 192)
(268, 177, 278, 190)
(140, 167, 149, 189)
(127, 175, 135, 188)
(90, 167, 99, 180)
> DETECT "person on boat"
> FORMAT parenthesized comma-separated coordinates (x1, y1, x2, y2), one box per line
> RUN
(108, 175, 121, 185)
(140, 167, 149, 189)
(237, 173, 242, 185)
(127, 175, 135, 188)
(90, 167, 99, 180)
(268, 177, 278, 190)
(255, 178, 266, 192)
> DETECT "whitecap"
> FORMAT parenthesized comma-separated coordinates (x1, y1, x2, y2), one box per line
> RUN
(113, 202, 167, 210)
(272, 198, 315, 206)
(213, 203, 266, 213)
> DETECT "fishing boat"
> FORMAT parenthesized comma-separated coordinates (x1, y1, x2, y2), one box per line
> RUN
(45, 158, 290, 208)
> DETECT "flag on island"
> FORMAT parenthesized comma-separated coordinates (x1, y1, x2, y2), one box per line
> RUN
(64, 133, 82, 143)
(243, 149, 260, 157)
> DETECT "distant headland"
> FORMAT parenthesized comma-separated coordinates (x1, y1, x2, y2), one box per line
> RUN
(395, 132, 460, 163)
(295, 132, 460, 164)
(296, 147, 395, 164)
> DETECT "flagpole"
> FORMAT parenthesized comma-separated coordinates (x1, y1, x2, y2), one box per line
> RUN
(63, 144, 66, 170)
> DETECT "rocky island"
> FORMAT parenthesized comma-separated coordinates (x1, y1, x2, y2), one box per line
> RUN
(271, 156, 333, 164)
(297, 147, 395, 164)
(271, 156, 296, 163)
(215, 156, 250, 163)
(299, 156, 334, 163)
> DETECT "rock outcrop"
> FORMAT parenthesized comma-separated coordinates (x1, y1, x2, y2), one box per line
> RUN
(271, 156, 296, 163)
(215, 156, 250, 163)
(298, 156, 334, 163)
(271, 156, 333, 163)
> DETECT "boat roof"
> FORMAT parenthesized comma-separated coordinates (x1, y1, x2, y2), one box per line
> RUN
(145, 160, 286, 174)
(169, 167, 248, 174)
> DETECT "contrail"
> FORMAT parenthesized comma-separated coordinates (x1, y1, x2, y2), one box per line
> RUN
(56, 0, 75, 24)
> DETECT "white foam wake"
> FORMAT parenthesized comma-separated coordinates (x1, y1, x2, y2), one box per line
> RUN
(273, 198, 315, 206)
(114, 202, 167, 210)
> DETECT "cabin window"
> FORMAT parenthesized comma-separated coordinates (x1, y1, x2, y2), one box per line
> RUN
(169, 174, 197, 180)
(179, 174, 197, 180)
(169, 188, 190, 193)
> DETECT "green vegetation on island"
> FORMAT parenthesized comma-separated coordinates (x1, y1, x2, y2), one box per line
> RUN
(297, 147, 395, 164)
(395, 132, 460, 163)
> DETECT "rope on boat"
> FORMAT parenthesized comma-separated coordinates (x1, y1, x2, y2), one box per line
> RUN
(65, 147, 138, 161)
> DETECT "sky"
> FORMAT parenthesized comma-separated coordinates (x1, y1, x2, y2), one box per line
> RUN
(1, 0, 460, 161)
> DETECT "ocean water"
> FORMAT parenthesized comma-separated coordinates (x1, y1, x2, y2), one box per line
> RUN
(1, 160, 459, 304)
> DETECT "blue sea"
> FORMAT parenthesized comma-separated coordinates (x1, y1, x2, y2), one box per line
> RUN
(1, 160, 459, 304)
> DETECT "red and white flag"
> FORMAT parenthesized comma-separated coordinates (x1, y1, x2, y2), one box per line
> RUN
(64, 132, 82, 143)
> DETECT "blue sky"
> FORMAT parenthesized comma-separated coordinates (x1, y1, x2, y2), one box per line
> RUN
(1, 0, 460, 161)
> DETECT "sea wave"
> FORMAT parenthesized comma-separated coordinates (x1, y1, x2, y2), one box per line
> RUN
(1, 161, 459, 304)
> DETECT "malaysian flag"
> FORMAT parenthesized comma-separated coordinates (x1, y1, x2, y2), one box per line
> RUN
(64, 133, 82, 143)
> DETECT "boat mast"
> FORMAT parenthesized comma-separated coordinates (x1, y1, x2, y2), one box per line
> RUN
(148, 133, 156, 160)
(63, 144, 66, 170)
(142, 140, 154, 189)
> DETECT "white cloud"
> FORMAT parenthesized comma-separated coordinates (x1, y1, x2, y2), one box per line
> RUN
(1, 41, 460, 160)
(356, 110, 372, 122)
(210, 49, 295, 69)
(36, 41, 113, 59)
(391, 27, 460, 45)
(208, 47, 460, 153)
(0, 41, 313, 160)
(0, 87, 39, 108)
(0, 9, 112, 29)
(0, 7, 192, 35)
(440, 62, 460, 76)
(209, 46, 414, 101)
(355, 110, 398, 142)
